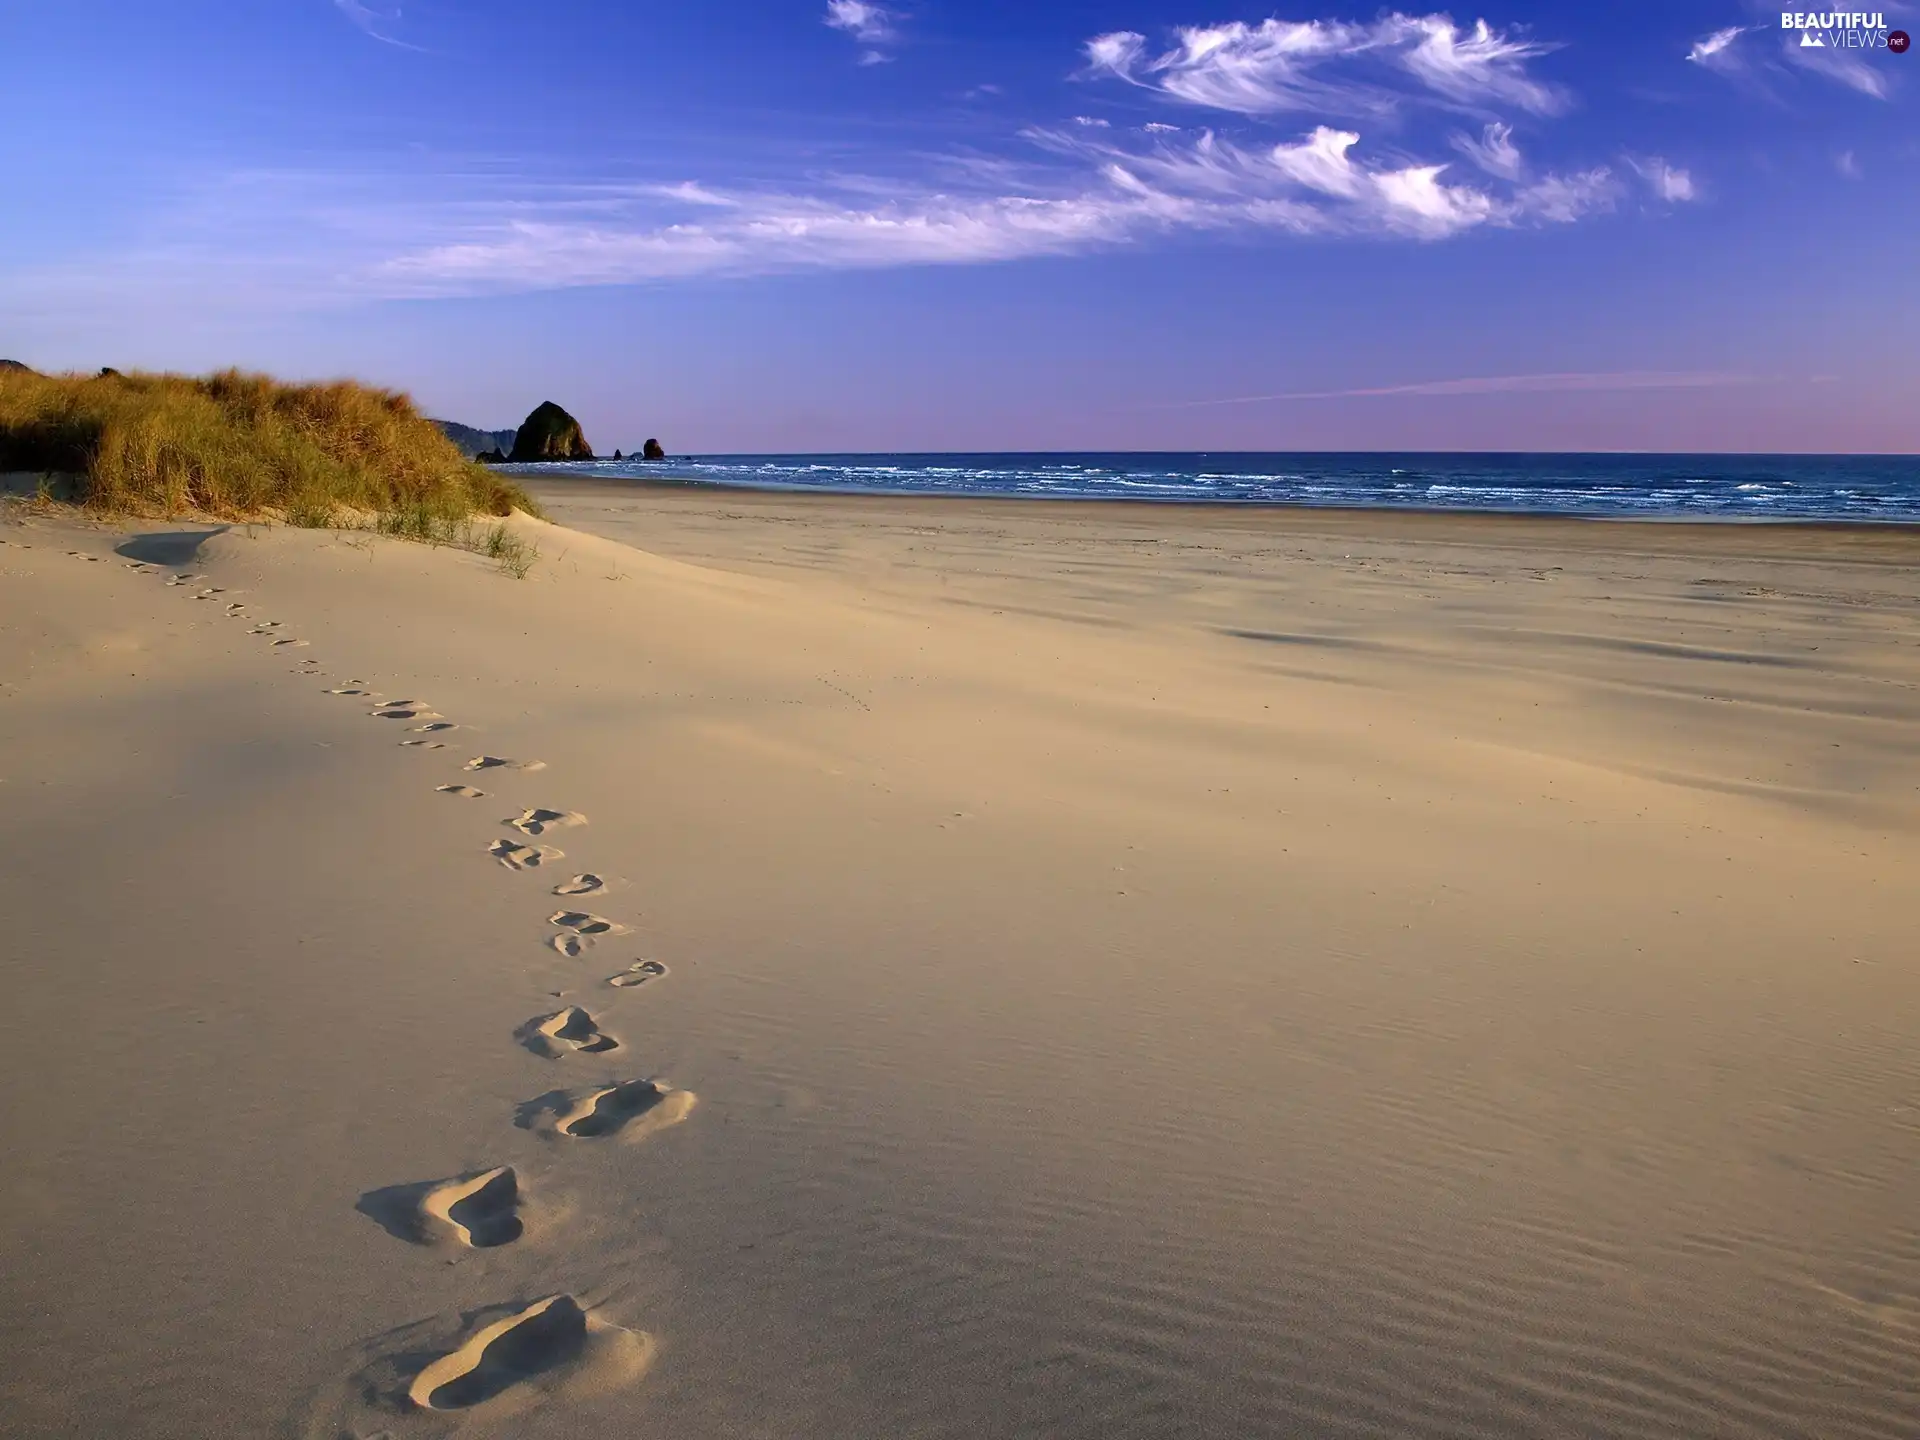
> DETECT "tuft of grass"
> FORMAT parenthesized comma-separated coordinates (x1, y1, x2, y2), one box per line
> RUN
(285, 494, 338, 529)
(478, 523, 539, 578)
(0, 366, 539, 525)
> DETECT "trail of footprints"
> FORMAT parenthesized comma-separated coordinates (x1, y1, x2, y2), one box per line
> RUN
(136, 557, 687, 1417)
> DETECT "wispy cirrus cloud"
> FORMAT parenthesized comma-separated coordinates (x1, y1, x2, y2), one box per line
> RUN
(1452, 120, 1522, 178)
(0, 117, 1632, 314)
(1685, 25, 1752, 68)
(1159, 370, 1762, 408)
(1686, 10, 1896, 99)
(367, 122, 1618, 291)
(825, 1, 898, 65)
(1787, 39, 1892, 99)
(1628, 156, 1697, 203)
(1083, 14, 1567, 118)
(0, 11, 1676, 314)
(332, 0, 424, 51)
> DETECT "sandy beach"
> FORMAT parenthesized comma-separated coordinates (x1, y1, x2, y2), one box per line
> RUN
(4, 486, 1919, 1439)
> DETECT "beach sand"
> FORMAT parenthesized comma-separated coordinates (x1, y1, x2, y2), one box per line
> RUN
(3, 485, 1919, 1438)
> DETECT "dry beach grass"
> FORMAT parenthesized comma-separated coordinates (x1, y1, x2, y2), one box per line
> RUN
(0, 365, 532, 523)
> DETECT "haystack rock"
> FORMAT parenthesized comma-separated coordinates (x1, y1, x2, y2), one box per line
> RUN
(508, 401, 593, 462)
(642, 438, 666, 461)
(612, 449, 623, 461)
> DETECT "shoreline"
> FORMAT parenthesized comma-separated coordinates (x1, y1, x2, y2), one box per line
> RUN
(523, 472, 1920, 565)
(491, 449, 1920, 527)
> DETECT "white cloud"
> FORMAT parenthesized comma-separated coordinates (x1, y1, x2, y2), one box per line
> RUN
(645, 181, 737, 207)
(1393, 15, 1564, 113)
(1269, 127, 1366, 197)
(341, 120, 1622, 294)
(1687, 13, 1893, 99)
(1686, 25, 1749, 66)
(1630, 157, 1696, 202)
(0, 14, 1653, 312)
(825, 1, 895, 46)
(1084, 14, 1565, 118)
(1514, 167, 1617, 223)
(1836, 149, 1861, 178)
(375, 192, 1152, 292)
(1452, 120, 1522, 179)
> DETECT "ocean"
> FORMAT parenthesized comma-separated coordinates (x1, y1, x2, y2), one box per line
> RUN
(500, 452, 1920, 522)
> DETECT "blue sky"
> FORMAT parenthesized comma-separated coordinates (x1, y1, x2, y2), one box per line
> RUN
(1, 1, 1914, 451)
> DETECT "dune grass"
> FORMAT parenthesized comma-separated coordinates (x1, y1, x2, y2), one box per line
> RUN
(0, 367, 536, 527)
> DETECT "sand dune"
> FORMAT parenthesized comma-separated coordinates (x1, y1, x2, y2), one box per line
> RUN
(2, 490, 1919, 1438)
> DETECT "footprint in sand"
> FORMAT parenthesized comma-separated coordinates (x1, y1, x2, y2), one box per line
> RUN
(405, 1295, 653, 1412)
(247, 621, 281, 632)
(358, 1167, 524, 1249)
(373, 704, 439, 720)
(518, 1006, 619, 1058)
(192, 587, 225, 599)
(421, 1167, 523, 1248)
(522, 1078, 696, 1141)
(490, 840, 563, 871)
(506, 808, 585, 837)
(551, 874, 606, 898)
(549, 933, 595, 958)
(551, 910, 628, 937)
(437, 784, 487, 798)
(466, 756, 546, 773)
(272, 638, 309, 648)
(411, 721, 457, 733)
(402, 740, 448, 749)
(324, 686, 375, 696)
(164, 573, 200, 586)
(608, 960, 669, 989)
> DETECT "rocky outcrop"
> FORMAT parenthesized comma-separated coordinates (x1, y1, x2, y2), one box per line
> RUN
(508, 402, 593, 463)
(476, 448, 506, 464)
(642, 438, 665, 461)
(612, 449, 623, 461)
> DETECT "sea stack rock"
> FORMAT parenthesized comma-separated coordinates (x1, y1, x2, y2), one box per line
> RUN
(613, 449, 623, 461)
(476, 448, 505, 464)
(508, 401, 593, 462)
(642, 438, 666, 461)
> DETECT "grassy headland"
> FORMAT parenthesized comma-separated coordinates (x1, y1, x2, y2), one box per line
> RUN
(0, 367, 536, 527)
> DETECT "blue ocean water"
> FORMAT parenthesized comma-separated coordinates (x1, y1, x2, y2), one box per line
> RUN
(506, 452, 1920, 522)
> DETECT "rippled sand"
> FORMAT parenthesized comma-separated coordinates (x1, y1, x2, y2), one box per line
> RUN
(3, 491, 1918, 1437)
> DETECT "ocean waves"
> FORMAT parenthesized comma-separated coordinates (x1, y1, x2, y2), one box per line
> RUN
(502, 452, 1920, 521)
